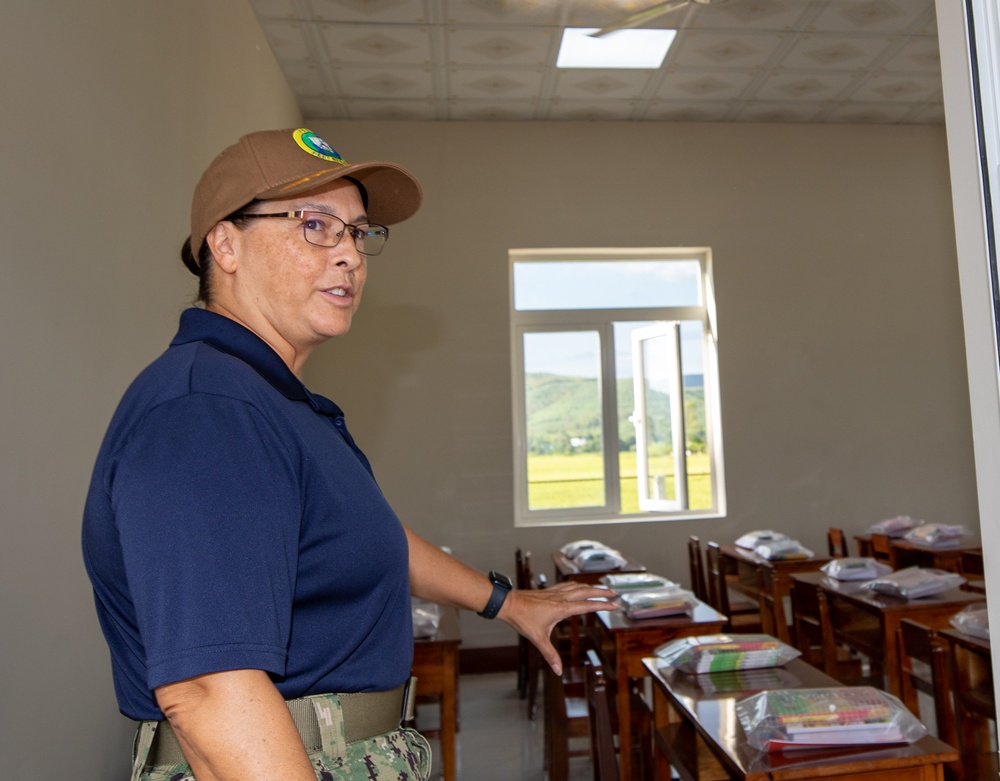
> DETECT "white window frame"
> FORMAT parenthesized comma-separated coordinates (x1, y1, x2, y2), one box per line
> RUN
(509, 247, 726, 527)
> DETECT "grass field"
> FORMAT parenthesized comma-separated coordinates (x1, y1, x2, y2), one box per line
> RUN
(527, 451, 712, 512)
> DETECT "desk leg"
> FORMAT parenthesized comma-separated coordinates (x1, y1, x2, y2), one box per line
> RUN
(440, 648, 458, 781)
(652, 685, 673, 781)
(882, 616, 902, 696)
(773, 578, 792, 644)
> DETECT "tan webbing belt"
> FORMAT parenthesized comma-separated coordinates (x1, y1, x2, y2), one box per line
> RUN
(147, 678, 416, 767)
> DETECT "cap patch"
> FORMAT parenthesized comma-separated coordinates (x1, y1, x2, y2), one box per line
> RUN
(293, 128, 347, 165)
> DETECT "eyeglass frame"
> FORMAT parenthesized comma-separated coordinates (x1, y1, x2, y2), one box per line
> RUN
(235, 210, 390, 256)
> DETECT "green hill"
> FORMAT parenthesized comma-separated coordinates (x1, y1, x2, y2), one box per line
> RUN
(525, 373, 705, 455)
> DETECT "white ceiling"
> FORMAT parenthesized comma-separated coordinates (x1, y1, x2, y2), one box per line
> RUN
(249, 0, 942, 123)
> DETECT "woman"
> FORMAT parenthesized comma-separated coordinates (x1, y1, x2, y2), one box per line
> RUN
(82, 128, 613, 781)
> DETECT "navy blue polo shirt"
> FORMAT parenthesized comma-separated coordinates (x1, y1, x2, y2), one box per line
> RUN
(82, 308, 412, 721)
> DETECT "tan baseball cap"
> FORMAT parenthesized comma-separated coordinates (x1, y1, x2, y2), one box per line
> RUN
(187, 127, 422, 269)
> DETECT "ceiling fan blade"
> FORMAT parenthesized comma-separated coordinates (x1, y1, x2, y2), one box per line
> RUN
(589, 0, 689, 38)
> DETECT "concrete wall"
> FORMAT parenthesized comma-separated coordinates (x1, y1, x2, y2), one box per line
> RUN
(0, 1, 300, 777)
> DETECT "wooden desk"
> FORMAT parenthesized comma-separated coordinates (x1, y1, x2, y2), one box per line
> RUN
(411, 606, 461, 781)
(719, 544, 831, 643)
(644, 655, 958, 780)
(793, 571, 984, 697)
(587, 600, 727, 780)
(854, 534, 982, 573)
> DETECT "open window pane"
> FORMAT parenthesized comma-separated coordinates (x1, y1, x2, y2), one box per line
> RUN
(632, 323, 686, 511)
(522, 331, 605, 510)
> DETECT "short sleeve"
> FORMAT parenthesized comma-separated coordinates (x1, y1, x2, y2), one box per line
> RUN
(111, 393, 301, 690)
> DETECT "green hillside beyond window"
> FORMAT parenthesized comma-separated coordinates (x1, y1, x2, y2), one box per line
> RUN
(510, 249, 725, 526)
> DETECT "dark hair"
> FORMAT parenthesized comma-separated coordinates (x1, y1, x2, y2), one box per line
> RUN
(179, 205, 257, 304)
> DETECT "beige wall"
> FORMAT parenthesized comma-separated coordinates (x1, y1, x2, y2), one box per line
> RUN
(0, 1, 300, 777)
(0, 2, 975, 776)
(306, 120, 975, 650)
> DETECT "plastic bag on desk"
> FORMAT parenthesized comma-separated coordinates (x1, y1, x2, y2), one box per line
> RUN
(560, 539, 607, 558)
(860, 566, 965, 599)
(735, 530, 788, 550)
(655, 633, 800, 674)
(736, 686, 927, 751)
(600, 572, 675, 591)
(866, 515, 917, 537)
(950, 604, 990, 640)
(411, 598, 442, 639)
(753, 539, 814, 561)
(904, 523, 968, 548)
(821, 557, 893, 581)
(618, 586, 696, 619)
(574, 547, 626, 572)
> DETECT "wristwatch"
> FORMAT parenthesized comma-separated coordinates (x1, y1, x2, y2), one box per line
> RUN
(477, 570, 513, 619)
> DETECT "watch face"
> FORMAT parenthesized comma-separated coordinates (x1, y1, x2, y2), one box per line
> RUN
(491, 571, 513, 589)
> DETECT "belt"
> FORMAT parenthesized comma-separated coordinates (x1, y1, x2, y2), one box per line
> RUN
(148, 679, 415, 767)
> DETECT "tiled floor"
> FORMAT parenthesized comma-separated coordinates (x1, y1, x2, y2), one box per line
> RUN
(416, 671, 593, 780)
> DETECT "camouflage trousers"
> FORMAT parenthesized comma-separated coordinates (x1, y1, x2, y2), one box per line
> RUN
(130, 692, 432, 781)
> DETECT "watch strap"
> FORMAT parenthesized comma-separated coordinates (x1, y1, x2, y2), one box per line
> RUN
(477, 572, 512, 619)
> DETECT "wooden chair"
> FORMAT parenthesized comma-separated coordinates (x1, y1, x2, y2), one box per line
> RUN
(687, 535, 707, 602)
(705, 541, 762, 632)
(824, 587, 885, 688)
(585, 649, 620, 781)
(944, 628, 998, 780)
(755, 565, 784, 638)
(870, 532, 894, 566)
(897, 619, 963, 779)
(959, 549, 987, 593)
(789, 576, 862, 682)
(543, 650, 590, 781)
(827, 527, 848, 558)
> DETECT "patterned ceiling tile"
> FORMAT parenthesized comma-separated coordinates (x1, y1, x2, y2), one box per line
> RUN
(642, 100, 734, 122)
(305, 0, 428, 23)
(447, 28, 552, 66)
(823, 101, 916, 123)
(250, 0, 304, 20)
(880, 37, 940, 73)
(555, 69, 651, 99)
(446, 99, 540, 120)
(655, 69, 756, 101)
(335, 64, 436, 97)
(808, 0, 929, 35)
(276, 59, 328, 95)
(780, 33, 895, 71)
(733, 101, 826, 122)
(668, 30, 785, 69)
(546, 99, 638, 120)
(259, 19, 313, 60)
(300, 96, 338, 119)
(693, 0, 810, 30)
(752, 71, 857, 101)
(850, 71, 940, 102)
(903, 103, 944, 124)
(320, 23, 432, 63)
(444, 0, 560, 24)
(449, 67, 544, 98)
(344, 99, 439, 119)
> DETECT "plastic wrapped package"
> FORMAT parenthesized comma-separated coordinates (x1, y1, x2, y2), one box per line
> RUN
(860, 567, 965, 599)
(753, 539, 814, 561)
(821, 557, 893, 581)
(655, 633, 800, 674)
(904, 523, 968, 548)
(573, 547, 627, 572)
(866, 516, 917, 537)
(950, 604, 990, 640)
(618, 586, 696, 619)
(560, 539, 607, 558)
(411, 598, 442, 639)
(735, 530, 788, 550)
(600, 572, 676, 591)
(736, 687, 927, 751)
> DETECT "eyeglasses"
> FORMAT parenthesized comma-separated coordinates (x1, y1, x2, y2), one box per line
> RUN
(238, 210, 389, 256)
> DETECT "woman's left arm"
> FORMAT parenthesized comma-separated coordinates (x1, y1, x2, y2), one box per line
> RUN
(404, 526, 615, 675)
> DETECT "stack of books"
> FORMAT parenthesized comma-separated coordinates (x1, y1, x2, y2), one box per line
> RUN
(599, 572, 675, 591)
(619, 586, 695, 619)
(656, 633, 797, 673)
